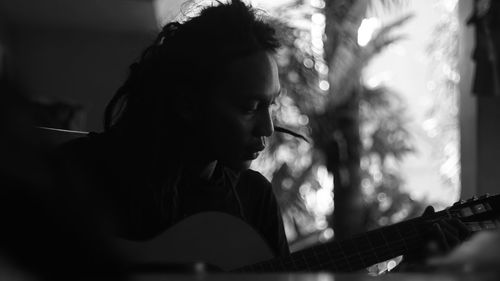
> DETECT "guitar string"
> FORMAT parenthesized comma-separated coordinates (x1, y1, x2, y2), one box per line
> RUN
(243, 229, 425, 272)
(280, 213, 491, 272)
(293, 227, 422, 270)
(240, 220, 493, 273)
(296, 235, 418, 272)
(296, 234, 422, 271)
(239, 206, 496, 272)
(263, 221, 494, 272)
(244, 229, 422, 272)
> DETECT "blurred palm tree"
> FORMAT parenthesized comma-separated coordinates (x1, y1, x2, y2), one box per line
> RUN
(254, 0, 430, 249)
(321, 0, 413, 240)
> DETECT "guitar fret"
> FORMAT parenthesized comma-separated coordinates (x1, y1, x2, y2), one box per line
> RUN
(365, 235, 381, 263)
(352, 236, 375, 267)
(297, 255, 308, 271)
(238, 197, 494, 273)
(280, 230, 424, 273)
(381, 227, 403, 244)
(359, 235, 379, 265)
(342, 239, 365, 269)
(300, 252, 311, 270)
(339, 244, 355, 271)
(249, 263, 259, 273)
(292, 256, 304, 271)
(332, 256, 351, 271)
(289, 254, 299, 271)
(299, 255, 309, 270)
(310, 248, 322, 270)
(316, 247, 337, 270)
(324, 243, 344, 271)
(276, 260, 287, 271)
(395, 226, 409, 253)
(369, 231, 387, 250)
(380, 229, 398, 258)
(328, 243, 351, 271)
(288, 257, 299, 269)
(265, 262, 274, 272)
(304, 247, 330, 271)
(332, 248, 374, 270)
(275, 259, 289, 271)
(399, 221, 417, 237)
(262, 262, 271, 272)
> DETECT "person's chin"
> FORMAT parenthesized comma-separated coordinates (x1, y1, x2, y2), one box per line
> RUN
(225, 159, 253, 172)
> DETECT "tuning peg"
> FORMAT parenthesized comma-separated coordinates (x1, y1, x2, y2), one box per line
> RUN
(479, 193, 490, 199)
(467, 195, 478, 202)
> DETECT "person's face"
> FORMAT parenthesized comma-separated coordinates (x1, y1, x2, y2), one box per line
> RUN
(198, 51, 280, 171)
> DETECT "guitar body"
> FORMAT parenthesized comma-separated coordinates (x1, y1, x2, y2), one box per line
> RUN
(115, 212, 275, 271)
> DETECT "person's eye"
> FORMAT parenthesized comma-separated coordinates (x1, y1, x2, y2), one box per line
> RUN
(240, 103, 259, 114)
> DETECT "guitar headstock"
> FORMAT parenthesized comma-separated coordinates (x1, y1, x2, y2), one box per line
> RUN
(447, 194, 500, 232)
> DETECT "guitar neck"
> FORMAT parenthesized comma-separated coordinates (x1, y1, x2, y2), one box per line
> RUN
(238, 216, 427, 272)
(239, 194, 500, 272)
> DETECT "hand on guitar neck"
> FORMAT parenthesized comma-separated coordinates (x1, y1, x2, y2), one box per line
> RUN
(396, 205, 472, 271)
(427, 230, 500, 272)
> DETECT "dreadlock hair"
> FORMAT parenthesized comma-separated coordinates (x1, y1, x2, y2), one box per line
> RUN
(100, 0, 281, 234)
(104, 0, 280, 142)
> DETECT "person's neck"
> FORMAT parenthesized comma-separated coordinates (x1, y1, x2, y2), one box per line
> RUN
(182, 155, 218, 182)
(179, 138, 219, 181)
(198, 160, 217, 181)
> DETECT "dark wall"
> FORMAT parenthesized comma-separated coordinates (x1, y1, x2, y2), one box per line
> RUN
(7, 26, 153, 132)
(459, 0, 500, 198)
(477, 97, 500, 195)
(459, 0, 477, 199)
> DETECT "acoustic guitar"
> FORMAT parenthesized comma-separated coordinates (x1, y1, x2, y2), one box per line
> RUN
(116, 194, 500, 272)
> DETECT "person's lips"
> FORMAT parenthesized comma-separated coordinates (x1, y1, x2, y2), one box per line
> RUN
(244, 145, 266, 160)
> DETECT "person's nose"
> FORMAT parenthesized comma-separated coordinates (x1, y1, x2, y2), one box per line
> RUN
(255, 108, 274, 137)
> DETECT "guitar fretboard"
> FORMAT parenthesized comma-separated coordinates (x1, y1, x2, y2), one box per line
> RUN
(121, 194, 500, 273)
(237, 218, 426, 272)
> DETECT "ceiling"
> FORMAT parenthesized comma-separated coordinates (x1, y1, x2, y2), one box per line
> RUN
(0, 0, 163, 32)
(0, 0, 289, 33)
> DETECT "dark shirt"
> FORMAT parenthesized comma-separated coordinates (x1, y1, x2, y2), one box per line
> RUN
(0, 172, 124, 280)
(55, 132, 290, 258)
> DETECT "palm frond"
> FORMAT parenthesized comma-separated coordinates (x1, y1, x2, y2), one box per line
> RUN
(274, 125, 310, 143)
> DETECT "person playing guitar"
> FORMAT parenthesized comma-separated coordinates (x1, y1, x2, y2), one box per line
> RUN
(55, 0, 473, 273)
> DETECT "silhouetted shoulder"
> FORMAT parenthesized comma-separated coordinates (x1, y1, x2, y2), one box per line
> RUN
(238, 169, 272, 192)
(235, 169, 278, 210)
